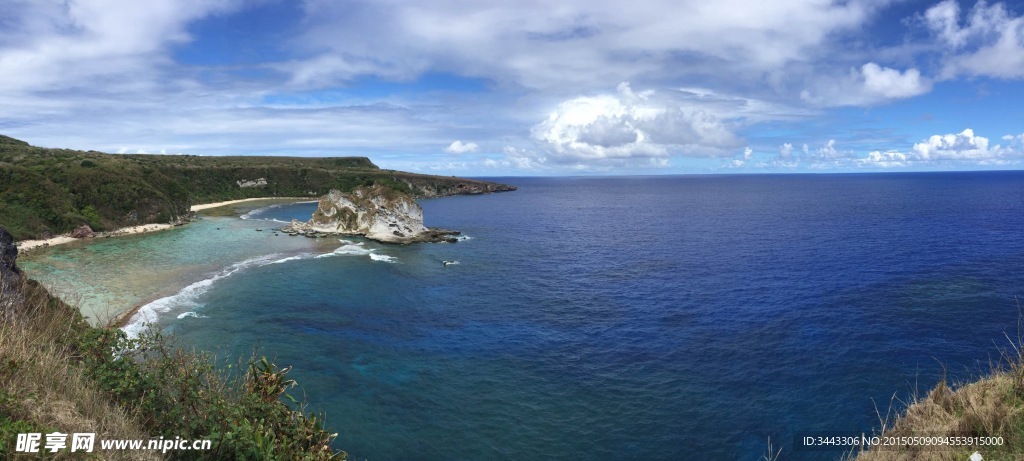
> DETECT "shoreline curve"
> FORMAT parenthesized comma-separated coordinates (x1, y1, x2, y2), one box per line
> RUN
(16, 224, 176, 254)
(15, 197, 310, 254)
(190, 196, 310, 212)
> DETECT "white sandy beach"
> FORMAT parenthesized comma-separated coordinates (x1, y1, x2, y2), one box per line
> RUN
(16, 197, 306, 254)
(190, 197, 307, 211)
(16, 223, 176, 253)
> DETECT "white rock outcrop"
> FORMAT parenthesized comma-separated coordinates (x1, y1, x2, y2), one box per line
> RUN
(284, 185, 458, 243)
(236, 178, 267, 188)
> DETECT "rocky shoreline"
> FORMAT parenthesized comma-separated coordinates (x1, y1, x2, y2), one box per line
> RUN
(279, 222, 462, 244)
(280, 185, 467, 244)
(15, 222, 183, 254)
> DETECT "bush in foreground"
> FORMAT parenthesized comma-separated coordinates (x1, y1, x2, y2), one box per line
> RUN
(1, 278, 346, 460)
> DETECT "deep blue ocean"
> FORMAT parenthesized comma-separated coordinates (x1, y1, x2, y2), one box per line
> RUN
(115, 173, 1024, 459)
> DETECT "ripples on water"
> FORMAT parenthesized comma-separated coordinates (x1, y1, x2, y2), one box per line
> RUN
(21, 174, 1024, 459)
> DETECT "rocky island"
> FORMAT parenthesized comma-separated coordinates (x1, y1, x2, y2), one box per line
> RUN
(281, 184, 464, 243)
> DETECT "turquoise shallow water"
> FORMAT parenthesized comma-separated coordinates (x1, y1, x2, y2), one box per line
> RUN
(20, 174, 1024, 460)
(20, 199, 332, 324)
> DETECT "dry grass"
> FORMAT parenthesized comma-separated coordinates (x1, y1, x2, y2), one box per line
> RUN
(0, 281, 159, 460)
(761, 436, 782, 461)
(853, 374, 1022, 461)
(853, 307, 1024, 461)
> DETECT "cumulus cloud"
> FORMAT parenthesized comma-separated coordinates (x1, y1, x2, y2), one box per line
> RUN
(860, 63, 930, 99)
(529, 82, 744, 164)
(801, 62, 931, 106)
(912, 128, 992, 160)
(6, 0, 1023, 176)
(924, 0, 1024, 79)
(858, 150, 909, 168)
(890, 128, 1024, 166)
(1002, 133, 1024, 150)
(779, 143, 794, 159)
(767, 129, 1024, 170)
(444, 140, 479, 154)
(815, 139, 844, 159)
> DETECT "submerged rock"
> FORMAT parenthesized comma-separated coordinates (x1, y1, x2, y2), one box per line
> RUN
(281, 185, 460, 244)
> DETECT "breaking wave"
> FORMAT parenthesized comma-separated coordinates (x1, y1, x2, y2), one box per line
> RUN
(315, 240, 398, 263)
(121, 254, 283, 338)
(369, 253, 398, 263)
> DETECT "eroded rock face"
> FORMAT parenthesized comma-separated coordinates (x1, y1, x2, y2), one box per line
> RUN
(1, 226, 24, 312)
(283, 185, 458, 243)
(237, 178, 268, 188)
(72, 224, 95, 239)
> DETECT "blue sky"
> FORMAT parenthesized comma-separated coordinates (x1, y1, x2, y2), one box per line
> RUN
(1, 0, 1023, 175)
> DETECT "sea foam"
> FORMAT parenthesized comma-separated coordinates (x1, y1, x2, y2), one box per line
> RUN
(122, 254, 283, 338)
(315, 240, 397, 262)
(369, 253, 398, 263)
(122, 238, 396, 338)
(240, 203, 287, 220)
(176, 311, 209, 319)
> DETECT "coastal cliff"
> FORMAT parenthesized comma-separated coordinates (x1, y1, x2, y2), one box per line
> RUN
(390, 172, 518, 197)
(0, 227, 23, 314)
(283, 185, 460, 243)
(0, 134, 515, 241)
(0, 224, 347, 459)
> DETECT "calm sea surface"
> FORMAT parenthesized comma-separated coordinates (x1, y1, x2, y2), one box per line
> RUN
(20, 173, 1024, 460)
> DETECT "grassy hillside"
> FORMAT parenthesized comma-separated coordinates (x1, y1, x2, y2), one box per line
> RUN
(853, 346, 1024, 460)
(1, 257, 345, 459)
(0, 135, 514, 240)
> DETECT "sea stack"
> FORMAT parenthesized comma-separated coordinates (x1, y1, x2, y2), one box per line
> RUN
(282, 185, 460, 244)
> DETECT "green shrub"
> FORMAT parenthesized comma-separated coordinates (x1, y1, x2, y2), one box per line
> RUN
(0, 389, 52, 459)
(81, 205, 102, 228)
(75, 327, 346, 460)
(0, 134, 510, 240)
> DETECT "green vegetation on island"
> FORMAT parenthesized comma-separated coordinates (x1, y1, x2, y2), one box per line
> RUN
(0, 134, 514, 241)
(0, 136, 517, 458)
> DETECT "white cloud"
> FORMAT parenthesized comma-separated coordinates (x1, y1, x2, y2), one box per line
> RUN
(6, 1, 1024, 176)
(860, 63, 930, 99)
(924, 0, 1024, 79)
(529, 82, 744, 165)
(498, 146, 546, 170)
(756, 129, 1024, 171)
(293, 0, 886, 92)
(858, 150, 908, 168)
(779, 143, 793, 159)
(801, 62, 931, 106)
(924, 0, 971, 48)
(444, 140, 479, 154)
(912, 128, 992, 160)
(816, 139, 842, 159)
(871, 128, 1024, 166)
(1003, 133, 1024, 149)
(0, 0, 241, 94)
